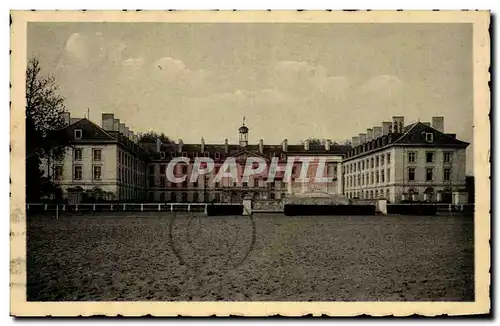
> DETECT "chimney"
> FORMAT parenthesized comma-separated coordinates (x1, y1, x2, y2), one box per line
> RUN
(382, 121, 392, 135)
(224, 139, 229, 153)
(366, 128, 373, 141)
(304, 139, 310, 151)
(119, 123, 126, 136)
(325, 139, 331, 151)
(124, 126, 130, 138)
(113, 119, 120, 132)
(61, 112, 71, 126)
(259, 139, 264, 154)
(422, 122, 431, 127)
(359, 133, 367, 144)
(101, 113, 114, 131)
(201, 137, 205, 153)
(373, 126, 382, 139)
(432, 116, 444, 133)
(282, 139, 288, 152)
(392, 116, 405, 133)
(352, 136, 359, 147)
(156, 138, 161, 152)
(178, 139, 183, 153)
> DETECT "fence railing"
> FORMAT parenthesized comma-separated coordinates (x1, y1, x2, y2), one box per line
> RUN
(26, 202, 241, 214)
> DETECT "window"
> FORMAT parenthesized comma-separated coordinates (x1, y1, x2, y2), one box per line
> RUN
(73, 165, 83, 180)
(170, 152, 176, 158)
(376, 172, 379, 183)
(408, 152, 416, 163)
(93, 149, 102, 161)
(362, 161, 365, 170)
(375, 156, 379, 167)
(387, 153, 391, 164)
(243, 182, 248, 188)
(159, 192, 166, 202)
(444, 152, 453, 163)
(74, 129, 82, 139)
(380, 155, 384, 166)
(160, 165, 166, 174)
(74, 148, 82, 161)
(426, 168, 433, 181)
(93, 165, 102, 180)
(381, 170, 385, 183)
(215, 152, 220, 160)
(160, 176, 166, 188)
(370, 158, 374, 168)
(425, 132, 434, 142)
(182, 165, 188, 174)
(149, 166, 155, 175)
(444, 168, 452, 181)
(54, 165, 63, 180)
(353, 164, 356, 172)
(182, 152, 188, 157)
(371, 172, 374, 184)
(148, 176, 155, 187)
(387, 168, 390, 182)
(426, 152, 434, 163)
(408, 168, 415, 181)
(160, 152, 166, 159)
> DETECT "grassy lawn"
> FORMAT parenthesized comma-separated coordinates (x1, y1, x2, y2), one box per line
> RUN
(27, 213, 474, 301)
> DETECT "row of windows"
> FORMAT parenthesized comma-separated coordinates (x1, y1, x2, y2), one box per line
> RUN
(73, 148, 102, 161)
(408, 167, 453, 182)
(55, 165, 102, 181)
(345, 168, 391, 188)
(158, 151, 287, 160)
(346, 189, 391, 200)
(408, 151, 453, 164)
(344, 153, 391, 174)
(148, 177, 283, 189)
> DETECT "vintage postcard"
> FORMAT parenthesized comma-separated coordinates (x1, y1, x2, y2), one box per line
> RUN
(10, 10, 490, 317)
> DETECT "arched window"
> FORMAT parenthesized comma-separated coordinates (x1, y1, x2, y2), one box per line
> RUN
(171, 192, 177, 202)
(375, 190, 378, 198)
(159, 192, 165, 202)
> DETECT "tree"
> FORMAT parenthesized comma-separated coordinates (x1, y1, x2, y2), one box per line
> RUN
(26, 56, 69, 201)
(302, 138, 324, 146)
(137, 131, 174, 143)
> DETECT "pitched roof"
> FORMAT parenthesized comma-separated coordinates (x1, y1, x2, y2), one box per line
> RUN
(60, 118, 116, 141)
(394, 122, 469, 147)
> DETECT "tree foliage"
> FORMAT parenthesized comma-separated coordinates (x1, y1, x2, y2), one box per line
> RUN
(26, 56, 69, 201)
(26, 56, 69, 159)
(137, 131, 174, 143)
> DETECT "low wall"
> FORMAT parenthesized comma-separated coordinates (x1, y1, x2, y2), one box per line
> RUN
(284, 204, 376, 216)
(206, 204, 243, 216)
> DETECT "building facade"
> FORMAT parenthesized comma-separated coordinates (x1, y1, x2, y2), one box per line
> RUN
(41, 112, 148, 203)
(40, 113, 469, 204)
(343, 116, 469, 203)
(143, 121, 346, 203)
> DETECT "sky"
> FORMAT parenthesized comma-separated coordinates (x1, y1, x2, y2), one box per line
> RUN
(27, 22, 473, 173)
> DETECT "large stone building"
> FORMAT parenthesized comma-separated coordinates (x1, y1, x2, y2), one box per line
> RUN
(41, 113, 148, 203)
(40, 113, 469, 204)
(142, 120, 346, 203)
(343, 116, 469, 203)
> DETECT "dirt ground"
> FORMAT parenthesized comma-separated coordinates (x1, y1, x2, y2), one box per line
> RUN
(26, 213, 474, 301)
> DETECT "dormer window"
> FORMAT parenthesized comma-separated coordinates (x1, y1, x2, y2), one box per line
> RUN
(425, 133, 434, 143)
(170, 151, 176, 158)
(182, 152, 188, 157)
(74, 129, 82, 140)
(215, 152, 220, 160)
(160, 151, 166, 159)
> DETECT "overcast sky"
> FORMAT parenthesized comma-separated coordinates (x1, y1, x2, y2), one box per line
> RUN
(28, 22, 473, 173)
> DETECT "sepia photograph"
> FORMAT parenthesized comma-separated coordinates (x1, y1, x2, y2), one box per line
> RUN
(10, 10, 490, 316)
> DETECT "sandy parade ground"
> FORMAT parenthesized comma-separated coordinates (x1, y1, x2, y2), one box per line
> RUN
(26, 212, 474, 301)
